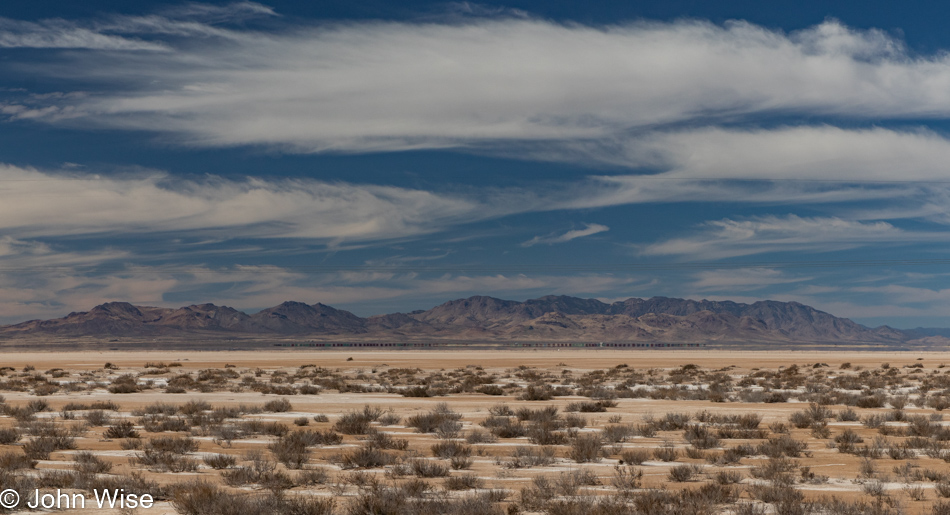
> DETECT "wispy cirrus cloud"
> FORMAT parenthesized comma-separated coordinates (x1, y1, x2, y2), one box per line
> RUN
(0, 164, 494, 242)
(521, 223, 608, 247)
(0, 2, 274, 50)
(692, 268, 811, 291)
(0, 18, 168, 50)
(642, 214, 930, 260)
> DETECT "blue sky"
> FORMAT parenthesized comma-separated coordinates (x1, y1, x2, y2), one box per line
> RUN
(2, 1, 950, 328)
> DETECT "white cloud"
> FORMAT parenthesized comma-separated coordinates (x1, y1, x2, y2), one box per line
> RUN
(542, 126, 950, 182)
(521, 223, 608, 247)
(0, 164, 496, 242)
(9, 17, 950, 151)
(643, 214, 928, 259)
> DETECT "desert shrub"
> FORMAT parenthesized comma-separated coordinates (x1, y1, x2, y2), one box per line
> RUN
(401, 385, 433, 397)
(73, 451, 112, 474)
(863, 414, 887, 429)
(296, 467, 330, 486)
(445, 473, 483, 490)
(172, 480, 335, 515)
(606, 465, 642, 494)
(22, 435, 75, 459)
(82, 470, 164, 499)
(180, 399, 211, 415)
(364, 429, 408, 451)
(120, 438, 143, 450)
(378, 413, 401, 426)
(0, 451, 36, 471)
(635, 423, 657, 438)
(563, 413, 587, 429)
(263, 398, 293, 412)
(406, 403, 462, 434)
(133, 448, 199, 472)
(149, 436, 199, 454)
(203, 453, 237, 469)
(237, 420, 289, 438)
(409, 458, 449, 477)
(716, 470, 744, 485)
(565, 401, 607, 413)
(0, 428, 21, 445)
(519, 385, 554, 401)
(834, 429, 865, 453)
(108, 374, 140, 394)
(135, 402, 178, 416)
(140, 414, 190, 432)
(432, 441, 472, 459)
(489, 404, 514, 416)
(789, 410, 813, 429)
(620, 449, 650, 465)
(904, 483, 926, 501)
(450, 455, 474, 470)
(268, 435, 310, 469)
(503, 446, 557, 468)
(653, 442, 679, 462)
(347, 485, 502, 515)
(569, 433, 603, 463)
(477, 385, 505, 395)
(339, 444, 397, 469)
(837, 408, 860, 421)
(294, 416, 310, 426)
(758, 434, 808, 458)
(684, 424, 721, 449)
(516, 406, 560, 423)
(527, 422, 568, 445)
(334, 411, 374, 435)
(27, 399, 50, 412)
(313, 414, 331, 423)
(810, 419, 831, 439)
(83, 410, 111, 426)
(668, 463, 702, 482)
(483, 416, 525, 438)
(685, 447, 706, 459)
(653, 412, 693, 431)
(466, 429, 497, 444)
(750, 457, 798, 485)
(601, 424, 635, 443)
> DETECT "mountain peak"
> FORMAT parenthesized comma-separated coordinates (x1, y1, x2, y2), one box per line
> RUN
(0, 295, 933, 345)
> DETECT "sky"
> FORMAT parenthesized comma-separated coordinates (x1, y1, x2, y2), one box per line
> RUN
(2, 1, 950, 328)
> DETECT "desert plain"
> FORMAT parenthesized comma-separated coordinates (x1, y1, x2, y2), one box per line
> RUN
(1, 349, 950, 514)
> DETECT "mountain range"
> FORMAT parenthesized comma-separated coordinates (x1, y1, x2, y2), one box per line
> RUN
(0, 295, 941, 346)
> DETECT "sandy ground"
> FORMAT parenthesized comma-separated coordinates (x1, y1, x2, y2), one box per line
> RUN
(1, 349, 949, 514)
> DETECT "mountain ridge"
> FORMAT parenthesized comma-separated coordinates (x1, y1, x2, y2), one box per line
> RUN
(0, 295, 937, 345)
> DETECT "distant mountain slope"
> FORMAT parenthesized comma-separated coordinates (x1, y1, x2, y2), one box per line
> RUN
(0, 295, 937, 345)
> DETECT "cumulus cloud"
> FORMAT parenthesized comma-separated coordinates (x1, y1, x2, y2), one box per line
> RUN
(7, 16, 950, 152)
(642, 214, 933, 259)
(521, 223, 608, 247)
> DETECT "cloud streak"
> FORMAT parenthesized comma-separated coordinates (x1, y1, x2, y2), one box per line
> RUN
(642, 214, 937, 260)
(521, 223, 608, 247)
(0, 164, 493, 242)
